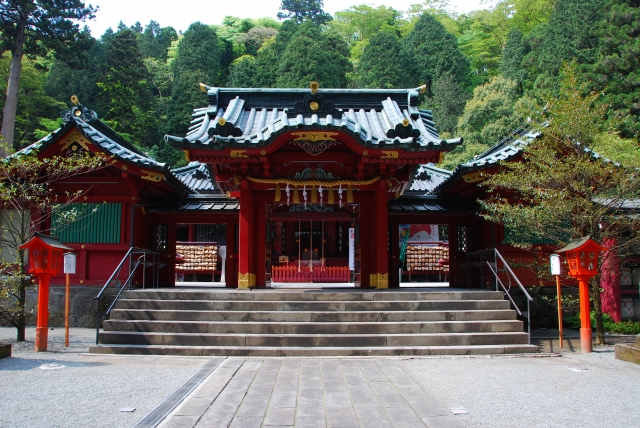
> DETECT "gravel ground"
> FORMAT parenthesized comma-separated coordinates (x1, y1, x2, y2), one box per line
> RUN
(400, 347, 640, 428)
(0, 327, 209, 428)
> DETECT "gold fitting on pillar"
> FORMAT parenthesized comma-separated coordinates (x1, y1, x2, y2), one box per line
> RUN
(347, 185, 353, 203)
(369, 274, 378, 288)
(249, 274, 256, 287)
(293, 186, 300, 204)
(378, 273, 389, 289)
(328, 186, 334, 204)
(238, 273, 250, 288)
(275, 183, 281, 201)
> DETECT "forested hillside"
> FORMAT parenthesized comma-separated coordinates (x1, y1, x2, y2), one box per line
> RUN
(1, 0, 638, 168)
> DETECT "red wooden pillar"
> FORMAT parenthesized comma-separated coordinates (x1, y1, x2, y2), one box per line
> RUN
(238, 180, 253, 288)
(389, 218, 400, 288)
(372, 182, 389, 288)
(253, 196, 266, 287)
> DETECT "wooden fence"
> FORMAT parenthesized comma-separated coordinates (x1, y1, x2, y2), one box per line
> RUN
(271, 265, 350, 283)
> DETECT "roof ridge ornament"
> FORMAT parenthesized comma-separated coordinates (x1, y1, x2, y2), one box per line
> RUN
(61, 95, 98, 123)
(290, 82, 343, 118)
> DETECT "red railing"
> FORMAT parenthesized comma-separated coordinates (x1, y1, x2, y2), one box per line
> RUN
(271, 265, 350, 283)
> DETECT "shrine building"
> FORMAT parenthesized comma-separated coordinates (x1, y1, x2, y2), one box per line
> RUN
(5, 83, 638, 323)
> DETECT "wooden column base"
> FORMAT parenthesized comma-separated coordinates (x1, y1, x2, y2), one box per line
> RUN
(35, 326, 48, 352)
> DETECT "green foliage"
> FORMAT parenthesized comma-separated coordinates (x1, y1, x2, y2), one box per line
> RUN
(276, 22, 351, 88)
(332, 4, 402, 60)
(590, 0, 640, 138)
(0, 56, 65, 149)
(277, 0, 333, 25)
(424, 73, 470, 134)
(458, 5, 512, 84)
(401, 13, 471, 92)
(100, 30, 151, 135)
(138, 21, 178, 61)
(0, 1, 96, 60)
(501, 28, 527, 90)
(535, 0, 605, 91)
(457, 75, 524, 147)
(566, 311, 640, 334)
(167, 22, 220, 136)
(356, 32, 411, 88)
(0, 148, 107, 340)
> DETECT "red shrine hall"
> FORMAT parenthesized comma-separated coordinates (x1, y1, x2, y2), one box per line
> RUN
(9, 82, 638, 318)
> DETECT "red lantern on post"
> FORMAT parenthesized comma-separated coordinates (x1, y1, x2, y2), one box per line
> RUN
(19, 233, 71, 352)
(557, 236, 607, 353)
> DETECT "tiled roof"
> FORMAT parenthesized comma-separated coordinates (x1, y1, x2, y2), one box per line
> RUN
(173, 195, 239, 211)
(173, 162, 218, 194)
(408, 163, 453, 194)
(431, 126, 538, 195)
(12, 104, 190, 193)
(165, 87, 462, 151)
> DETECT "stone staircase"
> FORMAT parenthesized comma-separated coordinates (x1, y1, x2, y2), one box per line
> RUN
(89, 288, 538, 356)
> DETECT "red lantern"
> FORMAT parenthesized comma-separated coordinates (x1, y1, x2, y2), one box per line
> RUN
(19, 233, 71, 352)
(557, 236, 607, 353)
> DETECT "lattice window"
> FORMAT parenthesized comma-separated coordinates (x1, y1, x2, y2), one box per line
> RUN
(195, 224, 226, 244)
(151, 224, 168, 252)
(457, 225, 472, 253)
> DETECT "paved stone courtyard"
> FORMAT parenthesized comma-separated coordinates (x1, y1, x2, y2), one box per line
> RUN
(161, 358, 459, 428)
(3, 328, 640, 428)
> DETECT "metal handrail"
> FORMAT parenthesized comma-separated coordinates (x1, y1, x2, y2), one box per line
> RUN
(464, 248, 534, 343)
(94, 247, 162, 344)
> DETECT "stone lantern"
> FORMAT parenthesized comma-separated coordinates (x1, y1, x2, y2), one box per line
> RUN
(557, 236, 607, 353)
(19, 233, 71, 352)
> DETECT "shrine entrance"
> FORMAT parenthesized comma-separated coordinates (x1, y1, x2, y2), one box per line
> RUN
(267, 204, 358, 286)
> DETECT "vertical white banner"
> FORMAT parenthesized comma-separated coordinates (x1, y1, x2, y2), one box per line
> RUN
(348, 227, 355, 271)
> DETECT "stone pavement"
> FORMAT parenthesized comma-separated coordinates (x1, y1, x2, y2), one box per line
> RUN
(160, 358, 460, 428)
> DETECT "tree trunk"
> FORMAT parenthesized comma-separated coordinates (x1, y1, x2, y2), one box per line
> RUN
(0, 13, 27, 155)
(600, 239, 621, 322)
(591, 276, 605, 345)
(16, 277, 28, 342)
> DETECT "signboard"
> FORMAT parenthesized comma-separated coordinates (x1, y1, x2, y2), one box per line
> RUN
(399, 224, 439, 243)
(348, 228, 355, 271)
(63, 252, 76, 275)
(550, 254, 561, 276)
(621, 268, 632, 286)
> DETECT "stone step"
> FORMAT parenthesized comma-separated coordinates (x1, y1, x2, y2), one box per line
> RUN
(109, 309, 518, 322)
(113, 299, 511, 312)
(121, 289, 504, 301)
(89, 343, 539, 357)
(98, 331, 530, 347)
(103, 319, 524, 334)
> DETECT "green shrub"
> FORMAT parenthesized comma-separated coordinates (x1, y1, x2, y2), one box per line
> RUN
(564, 312, 640, 335)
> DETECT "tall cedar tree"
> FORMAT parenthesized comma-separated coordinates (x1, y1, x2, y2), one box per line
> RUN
(101, 30, 150, 136)
(167, 22, 221, 137)
(275, 22, 350, 88)
(138, 21, 178, 61)
(401, 13, 470, 95)
(357, 32, 412, 89)
(591, 0, 640, 138)
(501, 28, 527, 92)
(424, 73, 469, 135)
(535, 0, 604, 90)
(480, 65, 640, 344)
(277, 0, 332, 25)
(0, 0, 96, 154)
(45, 40, 107, 117)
